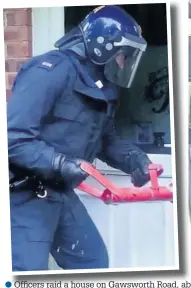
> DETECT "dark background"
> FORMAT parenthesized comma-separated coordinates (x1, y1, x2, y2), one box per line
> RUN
(65, 3, 167, 46)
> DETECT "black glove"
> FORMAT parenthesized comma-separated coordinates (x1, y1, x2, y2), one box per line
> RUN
(126, 150, 152, 187)
(52, 154, 89, 189)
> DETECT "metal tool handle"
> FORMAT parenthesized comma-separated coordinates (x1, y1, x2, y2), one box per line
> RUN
(148, 163, 163, 191)
(79, 162, 120, 197)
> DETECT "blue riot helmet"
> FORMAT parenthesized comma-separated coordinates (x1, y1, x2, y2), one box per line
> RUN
(79, 5, 147, 88)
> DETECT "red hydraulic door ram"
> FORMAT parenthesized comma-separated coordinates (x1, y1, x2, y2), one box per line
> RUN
(77, 163, 173, 204)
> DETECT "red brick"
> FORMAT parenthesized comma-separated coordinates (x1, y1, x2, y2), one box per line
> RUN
(4, 9, 31, 26)
(4, 8, 26, 12)
(4, 9, 32, 97)
(6, 73, 16, 88)
(4, 26, 31, 42)
(3, 12, 7, 27)
(3, 9, 32, 58)
(5, 58, 27, 73)
(4, 43, 7, 58)
(6, 41, 32, 58)
(6, 89, 12, 100)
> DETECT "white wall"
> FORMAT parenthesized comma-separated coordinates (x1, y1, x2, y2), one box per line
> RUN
(189, 19, 191, 36)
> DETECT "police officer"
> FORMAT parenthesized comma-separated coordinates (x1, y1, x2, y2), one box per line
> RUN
(8, 5, 156, 271)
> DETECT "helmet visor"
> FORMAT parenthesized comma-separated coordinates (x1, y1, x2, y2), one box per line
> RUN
(104, 34, 147, 88)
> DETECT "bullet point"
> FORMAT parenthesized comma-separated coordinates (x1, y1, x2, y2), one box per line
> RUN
(5, 282, 12, 288)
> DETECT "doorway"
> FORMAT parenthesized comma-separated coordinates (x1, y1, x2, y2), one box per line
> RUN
(64, 4, 170, 155)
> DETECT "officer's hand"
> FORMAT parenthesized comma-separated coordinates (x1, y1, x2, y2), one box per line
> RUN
(128, 151, 152, 187)
(53, 154, 89, 189)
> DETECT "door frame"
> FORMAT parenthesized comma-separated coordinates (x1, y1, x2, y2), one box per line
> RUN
(32, 7, 65, 56)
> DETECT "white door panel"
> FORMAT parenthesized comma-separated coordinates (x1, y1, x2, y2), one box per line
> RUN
(75, 172, 175, 269)
(48, 175, 175, 270)
(32, 8, 65, 56)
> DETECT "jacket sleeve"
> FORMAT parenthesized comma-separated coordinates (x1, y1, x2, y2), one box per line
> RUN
(98, 118, 146, 174)
(7, 54, 70, 180)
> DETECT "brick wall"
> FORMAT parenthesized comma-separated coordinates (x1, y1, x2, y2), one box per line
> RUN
(4, 8, 32, 100)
